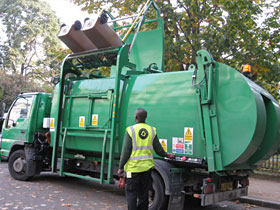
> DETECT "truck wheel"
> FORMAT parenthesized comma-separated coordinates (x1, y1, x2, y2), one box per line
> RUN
(8, 150, 33, 181)
(149, 171, 168, 210)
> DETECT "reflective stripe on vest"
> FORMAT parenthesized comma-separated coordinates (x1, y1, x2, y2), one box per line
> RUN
(129, 154, 154, 161)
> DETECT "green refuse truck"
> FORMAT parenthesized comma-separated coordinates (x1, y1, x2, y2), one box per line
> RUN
(1, 1, 280, 209)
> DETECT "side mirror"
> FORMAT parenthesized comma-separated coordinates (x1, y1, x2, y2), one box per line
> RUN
(19, 109, 28, 119)
(6, 118, 16, 128)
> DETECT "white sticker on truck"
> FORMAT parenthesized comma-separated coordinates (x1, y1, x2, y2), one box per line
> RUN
(172, 137, 185, 154)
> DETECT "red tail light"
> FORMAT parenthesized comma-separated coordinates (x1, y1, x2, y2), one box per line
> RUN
(240, 178, 249, 187)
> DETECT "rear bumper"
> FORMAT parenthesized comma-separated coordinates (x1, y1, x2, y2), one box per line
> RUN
(200, 187, 248, 206)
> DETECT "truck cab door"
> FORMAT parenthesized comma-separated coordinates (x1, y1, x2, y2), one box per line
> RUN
(1, 96, 34, 157)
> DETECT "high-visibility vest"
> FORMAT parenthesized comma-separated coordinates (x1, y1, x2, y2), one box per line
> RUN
(124, 123, 156, 173)
(243, 64, 251, 73)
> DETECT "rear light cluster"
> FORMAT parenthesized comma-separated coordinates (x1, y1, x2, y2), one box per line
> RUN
(171, 156, 204, 164)
(240, 178, 249, 187)
(202, 178, 216, 194)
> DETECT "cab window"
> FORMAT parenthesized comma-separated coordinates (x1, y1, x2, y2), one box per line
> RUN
(7, 96, 34, 128)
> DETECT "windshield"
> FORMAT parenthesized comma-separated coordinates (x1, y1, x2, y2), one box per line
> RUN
(7, 96, 34, 128)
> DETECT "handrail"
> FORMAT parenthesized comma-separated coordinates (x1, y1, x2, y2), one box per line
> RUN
(100, 129, 108, 184)
(122, 0, 152, 42)
(60, 128, 68, 176)
(103, 0, 161, 41)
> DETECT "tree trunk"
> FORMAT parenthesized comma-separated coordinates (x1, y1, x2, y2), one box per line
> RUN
(21, 63, 25, 75)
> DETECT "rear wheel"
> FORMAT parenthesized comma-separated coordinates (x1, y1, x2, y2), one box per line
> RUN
(149, 171, 169, 210)
(8, 150, 33, 181)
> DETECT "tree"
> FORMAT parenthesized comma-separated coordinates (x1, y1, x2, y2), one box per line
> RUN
(0, 0, 65, 82)
(70, 0, 280, 99)
(0, 71, 45, 113)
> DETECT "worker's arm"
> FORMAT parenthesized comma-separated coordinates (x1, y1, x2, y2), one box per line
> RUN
(119, 131, 132, 170)
(153, 135, 175, 159)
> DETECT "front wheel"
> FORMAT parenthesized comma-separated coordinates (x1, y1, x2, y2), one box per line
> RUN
(8, 149, 33, 181)
(149, 171, 169, 210)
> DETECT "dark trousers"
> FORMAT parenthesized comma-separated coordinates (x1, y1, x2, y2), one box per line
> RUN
(125, 169, 152, 210)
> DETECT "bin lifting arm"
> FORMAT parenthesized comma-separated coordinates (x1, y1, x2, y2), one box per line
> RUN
(193, 50, 215, 104)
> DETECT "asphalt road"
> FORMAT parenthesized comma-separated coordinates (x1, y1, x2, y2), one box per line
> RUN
(0, 162, 274, 210)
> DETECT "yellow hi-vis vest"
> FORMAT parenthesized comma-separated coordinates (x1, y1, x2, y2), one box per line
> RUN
(124, 123, 156, 173)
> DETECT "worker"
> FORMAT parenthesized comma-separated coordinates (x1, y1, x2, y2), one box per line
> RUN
(118, 108, 175, 210)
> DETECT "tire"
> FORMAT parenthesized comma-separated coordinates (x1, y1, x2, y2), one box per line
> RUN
(149, 171, 169, 210)
(8, 150, 33, 181)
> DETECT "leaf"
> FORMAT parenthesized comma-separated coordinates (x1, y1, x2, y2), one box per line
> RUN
(61, 203, 72, 207)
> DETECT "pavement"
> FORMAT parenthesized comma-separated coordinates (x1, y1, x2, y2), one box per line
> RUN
(0, 160, 280, 209)
(238, 174, 280, 209)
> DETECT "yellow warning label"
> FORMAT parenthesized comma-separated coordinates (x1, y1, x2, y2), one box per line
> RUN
(184, 128, 193, 141)
(160, 139, 167, 152)
(50, 118, 54, 128)
(79, 116, 85, 127)
(50, 118, 55, 131)
(92, 114, 98, 126)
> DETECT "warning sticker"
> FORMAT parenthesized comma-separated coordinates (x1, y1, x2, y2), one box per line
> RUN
(50, 118, 55, 132)
(184, 127, 193, 141)
(172, 137, 185, 154)
(92, 114, 98, 126)
(79, 116, 85, 127)
(184, 127, 193, 155)
(185, 142, 193, 155)
(159, 139, 167, 152)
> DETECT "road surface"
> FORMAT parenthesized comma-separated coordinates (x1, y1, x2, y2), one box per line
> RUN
(0, 162, 274, 210)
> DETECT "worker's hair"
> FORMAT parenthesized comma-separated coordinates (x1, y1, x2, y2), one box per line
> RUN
(135, 108, 147, 122)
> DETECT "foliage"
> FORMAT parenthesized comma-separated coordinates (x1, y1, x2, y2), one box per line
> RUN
(70, 0, 280, 100)
(0, 0, 66, 82)
(0, 71, 46, 113)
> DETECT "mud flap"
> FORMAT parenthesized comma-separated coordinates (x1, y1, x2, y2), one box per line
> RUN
(168, 168, 185, 210)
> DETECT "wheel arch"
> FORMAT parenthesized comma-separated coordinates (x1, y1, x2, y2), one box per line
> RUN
(154, 159, 175, 195)
(8, 142, 24, 160)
